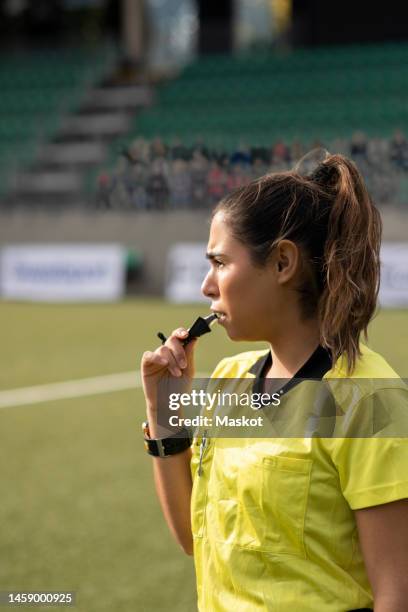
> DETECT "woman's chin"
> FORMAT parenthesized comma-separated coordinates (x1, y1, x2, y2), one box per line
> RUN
(225, 326, 265, 342)
(219, 319, 254, 342)
(224, 326, 247, 342)
(222, 323, 238, 340)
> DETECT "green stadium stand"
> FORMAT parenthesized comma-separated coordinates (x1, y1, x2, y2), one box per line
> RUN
(128, 41, 408, 146)
(0, 45, 115, 199)
(81, 42, 408, 199)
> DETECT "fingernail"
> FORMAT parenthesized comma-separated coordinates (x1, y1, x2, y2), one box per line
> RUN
(180, 360, 186, 369)
(173, 368, 182, 377)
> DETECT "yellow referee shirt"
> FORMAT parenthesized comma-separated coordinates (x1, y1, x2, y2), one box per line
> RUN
(190, 344, 408, 611)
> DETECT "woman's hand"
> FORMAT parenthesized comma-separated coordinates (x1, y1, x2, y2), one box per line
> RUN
(141, 329, 197, 556)
(141, 328, 197, 412)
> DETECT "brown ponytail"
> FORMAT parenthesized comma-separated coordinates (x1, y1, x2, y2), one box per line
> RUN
(316, 155, 382, 374)
(214, 152, 382, 375)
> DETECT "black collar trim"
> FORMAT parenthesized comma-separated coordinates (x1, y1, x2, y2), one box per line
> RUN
(248, 344, 332, 379)
(249, 344, 333, 401)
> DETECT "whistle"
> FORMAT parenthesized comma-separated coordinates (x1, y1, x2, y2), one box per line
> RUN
(157, 313, 219, 346)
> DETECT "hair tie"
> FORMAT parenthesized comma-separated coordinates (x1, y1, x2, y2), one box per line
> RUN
(293, 147, 331, 178)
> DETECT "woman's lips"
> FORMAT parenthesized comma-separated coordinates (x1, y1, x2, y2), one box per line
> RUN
(212, 311, 227, 323)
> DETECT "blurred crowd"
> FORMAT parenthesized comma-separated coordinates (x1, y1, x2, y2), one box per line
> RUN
(95, 129, 408, 210)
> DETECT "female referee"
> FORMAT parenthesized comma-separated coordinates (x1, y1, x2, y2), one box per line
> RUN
(141, 152, 408, 611)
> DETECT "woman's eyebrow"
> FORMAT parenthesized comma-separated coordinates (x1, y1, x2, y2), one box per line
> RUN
(206, 252, 226, 260)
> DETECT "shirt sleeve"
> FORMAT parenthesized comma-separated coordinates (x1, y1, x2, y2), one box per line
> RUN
(322, 386, 408, 510)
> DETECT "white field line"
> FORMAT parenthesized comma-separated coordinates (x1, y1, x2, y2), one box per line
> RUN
(0, 371, 210, 409)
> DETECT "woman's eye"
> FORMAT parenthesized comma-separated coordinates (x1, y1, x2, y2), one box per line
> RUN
(214, 259, 224, 268)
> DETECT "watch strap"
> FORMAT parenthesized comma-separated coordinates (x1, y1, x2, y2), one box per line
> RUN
(142, 421, 192, 457)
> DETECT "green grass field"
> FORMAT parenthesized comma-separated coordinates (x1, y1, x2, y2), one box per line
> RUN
(0, 300, 406, 612)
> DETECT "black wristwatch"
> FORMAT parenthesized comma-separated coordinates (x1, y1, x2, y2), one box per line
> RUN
(142, 421, 192, 457)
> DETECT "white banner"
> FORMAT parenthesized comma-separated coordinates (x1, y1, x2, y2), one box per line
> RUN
(0, 244, 125, 302)
(165, 243, 210, 303)
(165, 241, 408, 307)
(379, 242, 408, 307)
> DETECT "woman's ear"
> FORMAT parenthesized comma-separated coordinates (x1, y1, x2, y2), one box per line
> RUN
(276, 240, 299, 282)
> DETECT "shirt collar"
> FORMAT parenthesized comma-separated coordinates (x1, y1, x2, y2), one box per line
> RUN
(248, 345, 333, 399)
(248, 344, 332, 379)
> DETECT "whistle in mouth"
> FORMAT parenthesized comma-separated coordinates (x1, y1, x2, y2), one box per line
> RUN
(157, 313, 219, 346)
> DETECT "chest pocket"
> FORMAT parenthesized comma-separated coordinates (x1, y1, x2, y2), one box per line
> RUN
(206, 444, 312, 557)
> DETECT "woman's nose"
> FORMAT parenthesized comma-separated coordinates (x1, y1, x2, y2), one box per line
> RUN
(201, 269, 219, 299)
